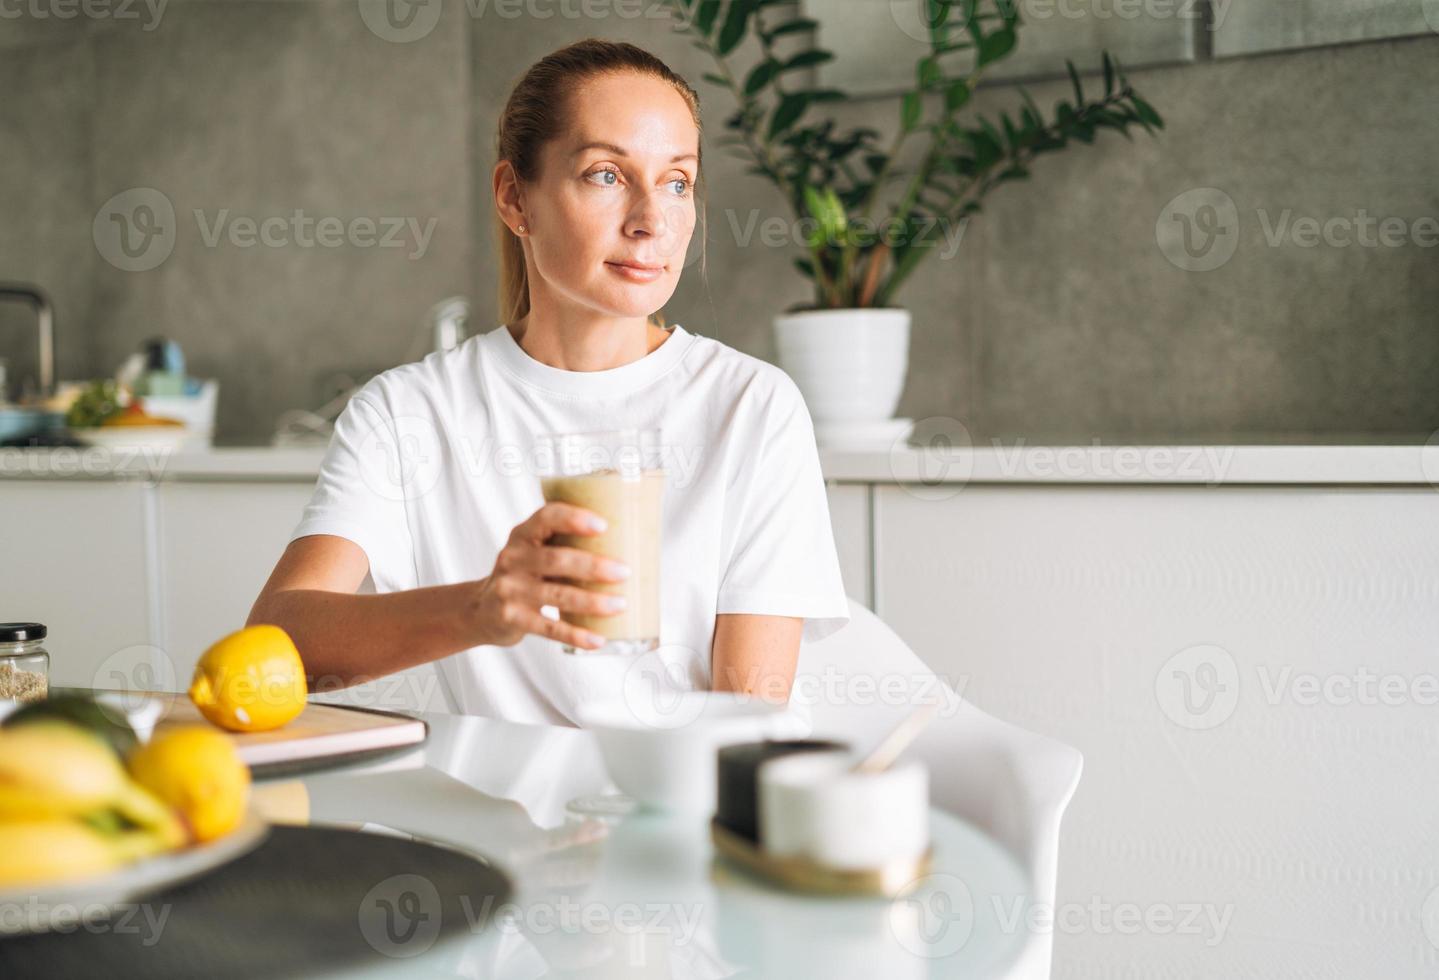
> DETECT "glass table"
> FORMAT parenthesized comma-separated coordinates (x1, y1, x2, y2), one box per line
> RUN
(251, 709, 1033, 979)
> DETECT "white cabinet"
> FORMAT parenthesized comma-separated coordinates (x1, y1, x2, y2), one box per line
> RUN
(875, 484, 1439, 975)
(0, 480, 155, 688)
(158, 482, 449, 713)
(155, 482, 317, 687)
(824, 483, 870, 606)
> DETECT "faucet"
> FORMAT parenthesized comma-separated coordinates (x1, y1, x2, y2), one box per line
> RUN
(427, 296, 470, 353)
(0, 283, 55, 400)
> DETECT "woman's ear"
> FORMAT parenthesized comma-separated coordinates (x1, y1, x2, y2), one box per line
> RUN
(493, 160, 526, 234)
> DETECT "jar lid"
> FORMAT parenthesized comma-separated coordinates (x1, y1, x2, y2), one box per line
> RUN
(0, 623, 46, 642)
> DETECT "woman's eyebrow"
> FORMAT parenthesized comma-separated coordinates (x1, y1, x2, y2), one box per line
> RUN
(571, 141, 698, 164)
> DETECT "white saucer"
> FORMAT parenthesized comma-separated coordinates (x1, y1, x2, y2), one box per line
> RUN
(813, 417, 914, 449)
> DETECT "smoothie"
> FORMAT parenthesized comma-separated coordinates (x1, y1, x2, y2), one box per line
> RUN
(540, 466, 664, 643)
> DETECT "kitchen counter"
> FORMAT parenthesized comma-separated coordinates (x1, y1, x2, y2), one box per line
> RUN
(2, 439, 1437, 485)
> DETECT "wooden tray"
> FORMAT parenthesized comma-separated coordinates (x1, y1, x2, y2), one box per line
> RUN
(59, 688, 431, 778)
(150, 694, 429, 777)
(710, 819, 932, 898)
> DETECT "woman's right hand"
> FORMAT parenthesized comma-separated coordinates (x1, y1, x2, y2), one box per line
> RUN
(471, 501, 631, 651)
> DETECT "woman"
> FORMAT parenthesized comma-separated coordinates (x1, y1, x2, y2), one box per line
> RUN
(249, 39, 849, 726)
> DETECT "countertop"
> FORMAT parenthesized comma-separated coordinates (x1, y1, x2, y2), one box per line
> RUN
(2, 438, 1438, 485)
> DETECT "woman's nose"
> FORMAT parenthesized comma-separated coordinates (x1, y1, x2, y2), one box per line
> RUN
(624, 190, 684, 241)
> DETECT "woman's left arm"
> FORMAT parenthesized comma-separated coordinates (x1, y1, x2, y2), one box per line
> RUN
(711, 613, 804, 701)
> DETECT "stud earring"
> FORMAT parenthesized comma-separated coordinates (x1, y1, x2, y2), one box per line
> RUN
(516, 224, 526, 234)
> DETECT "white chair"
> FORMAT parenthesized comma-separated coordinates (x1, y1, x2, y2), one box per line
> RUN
(795, 597, 1083, 980)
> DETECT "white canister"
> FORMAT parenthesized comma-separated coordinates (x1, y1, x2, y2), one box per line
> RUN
(757, 751, 930, 870)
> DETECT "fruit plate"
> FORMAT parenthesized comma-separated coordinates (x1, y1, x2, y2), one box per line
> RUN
(0, 810, 269, 938)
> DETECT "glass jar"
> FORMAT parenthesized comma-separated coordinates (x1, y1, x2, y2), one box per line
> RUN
(0, 622, 49, 704)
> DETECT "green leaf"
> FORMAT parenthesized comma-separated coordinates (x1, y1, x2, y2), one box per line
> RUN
(763, 16, 818, 39)
(742, 58, 780, 95)
(1131, 96, 1163, 129)
(966, 127, 1002, 167)
(944, 79, 971, 112)
(781, 49, 834, 71)
(702, 71, 728, 88)
(716, 0, 754, 56)
(769, 92, 810, 139)
(918, 56, 941, 88)
(978, 117, 1004, 151)
(693, 0, 721, 36)
(802, 183, 847, 244)
(1102, 52, 1115, 96)
(1065, 59, 1083, 105)
(1020, 92, 1043, 132)
(964, 3, 984, 45)
(901, 91, 923, 131)
(977, 28, 1015, 67)
(1000, 111, 1018, 149)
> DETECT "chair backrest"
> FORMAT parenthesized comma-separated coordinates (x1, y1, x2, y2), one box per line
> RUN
(795, 598, 1083, 979)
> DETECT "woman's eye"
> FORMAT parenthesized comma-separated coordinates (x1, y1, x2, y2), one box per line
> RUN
(669, 178, 691, 196)
(587, 168, 620, 187)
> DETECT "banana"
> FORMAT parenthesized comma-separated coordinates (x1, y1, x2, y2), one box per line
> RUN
(0, 722, 187, 847)
(112, 782, 187, 849)
(0, 722, 129, 818)
(0, 820, 126, 887)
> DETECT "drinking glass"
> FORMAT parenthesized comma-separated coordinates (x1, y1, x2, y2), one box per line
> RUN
(534, 427, 665, 656)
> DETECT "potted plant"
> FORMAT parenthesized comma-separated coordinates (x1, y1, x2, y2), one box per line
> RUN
(665, 0, 1164, 443)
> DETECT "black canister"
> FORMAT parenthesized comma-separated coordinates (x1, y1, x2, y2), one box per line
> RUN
(716, 739, 850, 843)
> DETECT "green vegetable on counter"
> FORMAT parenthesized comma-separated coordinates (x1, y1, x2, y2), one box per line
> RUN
(65, 379, 124, 429)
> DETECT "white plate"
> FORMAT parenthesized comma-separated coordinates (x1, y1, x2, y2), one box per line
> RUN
(0, 810, 270, 937)
(71, 425, 190, 455)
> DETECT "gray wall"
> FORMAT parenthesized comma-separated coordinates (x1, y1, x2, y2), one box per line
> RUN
(2, 5, 1436, 443)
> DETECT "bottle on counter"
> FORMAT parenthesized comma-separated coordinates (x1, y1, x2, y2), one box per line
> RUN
(0, 623, 49, 704)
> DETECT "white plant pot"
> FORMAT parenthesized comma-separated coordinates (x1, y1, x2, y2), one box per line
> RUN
(773, 307, 912, 446)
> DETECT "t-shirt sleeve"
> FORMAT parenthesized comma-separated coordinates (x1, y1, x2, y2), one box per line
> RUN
(287, 391, 416, 592)
(715, 374, 852, 643)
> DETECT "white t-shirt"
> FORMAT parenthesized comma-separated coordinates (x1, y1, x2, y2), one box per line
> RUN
(288, 322, 851, 726)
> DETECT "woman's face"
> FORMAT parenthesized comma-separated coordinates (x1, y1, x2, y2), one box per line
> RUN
(520, 71, 698, 320)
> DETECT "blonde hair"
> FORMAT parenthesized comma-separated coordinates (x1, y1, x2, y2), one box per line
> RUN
(495, 38, 706, 331)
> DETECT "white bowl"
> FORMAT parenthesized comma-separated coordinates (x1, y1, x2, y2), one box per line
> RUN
(577, 692, 812, 814)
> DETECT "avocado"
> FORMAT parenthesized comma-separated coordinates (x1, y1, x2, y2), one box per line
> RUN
(2, 694, 139, 758)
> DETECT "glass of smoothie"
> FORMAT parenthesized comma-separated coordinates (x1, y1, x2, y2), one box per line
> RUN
(535, 426, 664, 655)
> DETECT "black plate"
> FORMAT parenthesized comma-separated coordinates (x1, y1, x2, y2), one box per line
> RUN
(0, 825, 513, 979)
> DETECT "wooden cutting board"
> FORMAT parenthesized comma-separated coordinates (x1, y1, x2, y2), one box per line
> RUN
(146, 693, 428, 776)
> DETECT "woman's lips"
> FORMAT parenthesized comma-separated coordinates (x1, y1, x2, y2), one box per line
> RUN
(605, 261, 664, 283)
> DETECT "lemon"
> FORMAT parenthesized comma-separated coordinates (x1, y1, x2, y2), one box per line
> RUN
(127, 726, 251, 843)
(189, 624, 308, 732)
